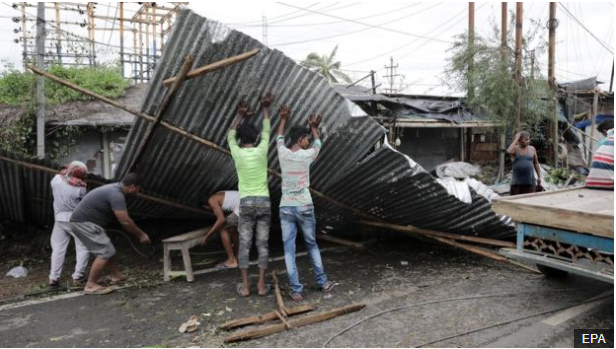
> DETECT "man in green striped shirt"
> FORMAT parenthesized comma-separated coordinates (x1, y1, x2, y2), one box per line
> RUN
(228, 94, 273, 297)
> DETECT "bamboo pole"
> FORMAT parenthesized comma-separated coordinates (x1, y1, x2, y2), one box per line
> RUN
(360, 220, 515, 248)
(219, 304, 314, 331)
(162, 49, 260, 86)
(126, 54, 195, 174)
(224, 304, 365, 343)
(317, 233, 365, 250)
(428, 235, 539, 273)
(272, 271, 288, 317)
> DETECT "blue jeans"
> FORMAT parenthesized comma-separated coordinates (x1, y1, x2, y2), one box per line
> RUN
(280, 205, 328, 294)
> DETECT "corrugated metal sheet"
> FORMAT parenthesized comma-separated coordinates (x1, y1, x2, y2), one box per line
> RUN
(114, 9, 514, 239)
(0, 150, 208, 228)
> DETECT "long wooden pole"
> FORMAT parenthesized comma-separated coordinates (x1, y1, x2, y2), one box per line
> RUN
(224, 304, 365, 343)
(360, 220, 515, 248)
(120, 2, 124, 77)
(35, 3, 45, 159)
(126, 54, 195, 175)
(515, 2, 523, 129)
(468, 2, 475, 100)
(162, 49, 260, 86)
(548, 2, 558, 167)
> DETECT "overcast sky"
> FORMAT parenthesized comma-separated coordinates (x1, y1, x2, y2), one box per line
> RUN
(0, 2, 613, 96)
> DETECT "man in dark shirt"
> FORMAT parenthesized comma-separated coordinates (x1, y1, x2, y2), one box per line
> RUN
(70, 173, 150, 294)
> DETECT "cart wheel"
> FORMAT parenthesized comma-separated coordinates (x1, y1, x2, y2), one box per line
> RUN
(537, 264, 569, 278)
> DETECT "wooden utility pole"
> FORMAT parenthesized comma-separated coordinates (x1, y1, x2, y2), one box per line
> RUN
(588, 91, 600, 166)
(498, 2, 507, 182)
(36, 3, 45, 158)
(87, 3, 96, 66)
(514, 2, 523, 129)
(120, 2, 124, 77)
(54, 3, 62, 64)
(548, 2, 558, 167)
(20, 3, 28, 67)
(468, 2, 475, 100)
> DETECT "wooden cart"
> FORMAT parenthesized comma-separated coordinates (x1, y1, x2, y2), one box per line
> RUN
(492, 188, 614, 283)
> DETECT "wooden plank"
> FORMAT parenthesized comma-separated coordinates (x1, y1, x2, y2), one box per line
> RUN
(224, 304, 365, 343)
(492, 200, 614, 238)
(272, 272, 288, 317)
(316, 233, 365, 250)
(162, 228, 208, 242)
(219, 304, 315, 331)
(162, 49, 260, 86)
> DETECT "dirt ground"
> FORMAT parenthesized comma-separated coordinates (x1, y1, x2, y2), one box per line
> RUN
(0, 222, 613, 348)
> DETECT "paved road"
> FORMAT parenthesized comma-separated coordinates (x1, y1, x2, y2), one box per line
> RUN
(0, 238, 612, 347)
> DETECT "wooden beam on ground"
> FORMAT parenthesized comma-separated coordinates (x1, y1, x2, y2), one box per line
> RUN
(360, 220, 515, 248)
(162, 49, 259, 86)
(272, 271, 288, 317)
(219, 304, 315, 331)
(428, 235, 539, 273)
(317, 233, 365, 250)
(224, 304, 365, 343)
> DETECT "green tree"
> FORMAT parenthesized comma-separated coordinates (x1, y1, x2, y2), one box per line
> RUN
(445, 16, 554, 140)
(300, 45, 352, 84)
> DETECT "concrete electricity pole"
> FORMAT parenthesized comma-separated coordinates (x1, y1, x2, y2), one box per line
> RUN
(36, 2, 46, 158)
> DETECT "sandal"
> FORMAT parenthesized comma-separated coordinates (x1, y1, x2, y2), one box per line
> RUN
(321, 281, 336, 293)
(289, 292, 304, 302)
(236, 283, 250, 297)
(215, 262, 238, 270)
(84, 287, 115, 295)
(258, 284, 272, 297)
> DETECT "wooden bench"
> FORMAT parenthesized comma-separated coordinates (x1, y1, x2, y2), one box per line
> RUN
(162, 227, 209, 282)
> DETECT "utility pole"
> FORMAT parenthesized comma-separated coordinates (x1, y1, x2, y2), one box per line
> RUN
(548, 2, 558, 167)
(384, 57, 399, 94)
(120, 2, 124, 77)
(20, 3, 28, 67)
(262, 16, 268, 45)
(54, 3, 62, 64)
(514, 2, 523, 130)
(370, 70, 376, 95)
(498, 2, 507, 183)
(36, 3, 45, 158)
(468, 2, 475, 100)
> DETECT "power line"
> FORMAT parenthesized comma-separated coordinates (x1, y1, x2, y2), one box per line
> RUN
(345, 3, 472, 67)
(275, 2, 452, 45)
(234, 3, 422, 28)
(559, 3, 613, 54)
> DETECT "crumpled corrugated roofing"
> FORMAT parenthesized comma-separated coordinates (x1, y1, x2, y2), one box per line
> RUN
(114, 9, 513, 239)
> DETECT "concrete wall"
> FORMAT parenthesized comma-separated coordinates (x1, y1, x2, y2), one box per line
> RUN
(61, 128, 130, 179)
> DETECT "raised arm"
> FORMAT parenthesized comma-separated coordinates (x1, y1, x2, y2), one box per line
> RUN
(230, 101, 253, 131)
(308, 114, 322, 141)
(200, 193, 227, 246)
(277, 105, 291, 137)
(114, 210, 150, 244)
(261, 93, 273, 121)
(506, 132, 521, 155)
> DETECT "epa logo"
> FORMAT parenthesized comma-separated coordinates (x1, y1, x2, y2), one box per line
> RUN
(582, 334, 607, 344)
(574, 329, 613, 348)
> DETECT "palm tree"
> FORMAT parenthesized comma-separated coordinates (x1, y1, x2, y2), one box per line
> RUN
(299, 46, 352, 84)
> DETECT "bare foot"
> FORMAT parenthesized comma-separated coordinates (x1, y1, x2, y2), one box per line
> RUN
(236, 283, 250, 297)
(84, 282, 113, 295)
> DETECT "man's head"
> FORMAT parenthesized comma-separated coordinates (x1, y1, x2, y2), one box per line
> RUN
(518, 131, 531, 147)
(597, 119, 613, 137)
(121, 172, 142, 196)
(236, 122, 259, 146)
(289, 125, 311, 149)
